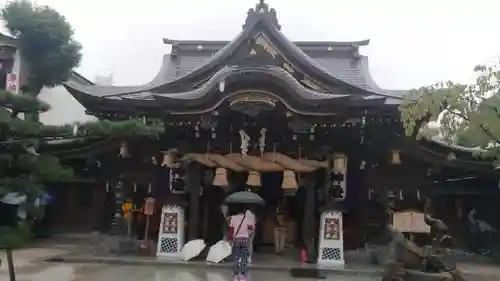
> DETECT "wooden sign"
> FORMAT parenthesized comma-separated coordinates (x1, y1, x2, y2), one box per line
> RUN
(144, 197, 156, 216)
(162, 213, 178, 234)
(393, 211, 430, 234)
(323, 218, 340, 240)
(6, 73, 18, 93)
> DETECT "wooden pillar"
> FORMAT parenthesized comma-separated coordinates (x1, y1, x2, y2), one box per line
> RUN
(65, 185, 76, 226)
(109, 180, 124, 235)
(303, 174, 317, 262)
(185, 162, 202, 241)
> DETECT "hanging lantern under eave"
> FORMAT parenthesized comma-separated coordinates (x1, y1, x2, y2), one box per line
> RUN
(119, 142, 130, 158)
(332, 153, 347, 174)
(213, 168, 229, 187)
(390, 150, 401, 165)
(281, 170, 298, 190)
(219, 80, 226, 92)
(161, 152, 174, 167)
(246, 170, 261, 187)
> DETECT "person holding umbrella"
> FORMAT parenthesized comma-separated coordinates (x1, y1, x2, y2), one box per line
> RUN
(228, 204, 255, 281)
(226, 191, 264, 281)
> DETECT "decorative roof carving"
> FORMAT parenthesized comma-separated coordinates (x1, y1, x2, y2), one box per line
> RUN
(228, 91, 277, 117)
(243, 0, 281, 30)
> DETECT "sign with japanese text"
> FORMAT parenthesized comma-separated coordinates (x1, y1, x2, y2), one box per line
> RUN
(393, 211, 430, 234)
(6, 73, 18, 94)
(323, 218, 340, 240)
(162, 213, 178, 234)
(144, 197, 156, 216)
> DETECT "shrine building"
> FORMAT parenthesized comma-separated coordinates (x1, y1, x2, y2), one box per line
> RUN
(58, 0, 500, 264)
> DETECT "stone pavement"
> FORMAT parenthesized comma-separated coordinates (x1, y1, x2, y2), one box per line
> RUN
(1, 263, 380, 281)
(1, 238, 500, 280)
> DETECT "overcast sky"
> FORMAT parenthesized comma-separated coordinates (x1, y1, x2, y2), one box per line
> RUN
(5, 0, 500, 89)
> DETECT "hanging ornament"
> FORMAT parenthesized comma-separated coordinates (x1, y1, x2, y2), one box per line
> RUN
(359, 160, 366, 170)
(211, 127, 216, 139)
(239, 129, 251, 156)
(259, 128, 266, 155)
(446, 152, 456, 161)
(219, 80, 226, 92)
(281, 170, 298, 190)
(246, 171, 261, 187)
(333, 153, 347, 174)
(390, 150, 401, 165)
(194, 124, 200, 138)
(148, 183, 152, 194)
(213, 168, 229, 187)
(133, 183, 137, 193)
(360, 114, 366, 144)
(119, 141, 130, 158)
(72, 123, 79, 136)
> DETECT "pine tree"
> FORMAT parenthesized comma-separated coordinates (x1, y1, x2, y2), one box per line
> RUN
(0, 1, 165, 247)
(0, 91, 74, 247)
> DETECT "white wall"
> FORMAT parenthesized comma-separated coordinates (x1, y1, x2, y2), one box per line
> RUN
(38, 85, 96, 126)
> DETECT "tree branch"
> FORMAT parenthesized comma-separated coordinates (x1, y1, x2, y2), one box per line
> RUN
(445, 107, 500, 145)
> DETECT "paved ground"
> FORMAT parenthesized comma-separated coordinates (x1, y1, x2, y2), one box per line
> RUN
(1, 261, 498, 281)
(1, 262, 380, 281)
(1, 239, 500, 280)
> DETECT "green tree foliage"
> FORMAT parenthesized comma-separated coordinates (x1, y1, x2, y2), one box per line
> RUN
(0, 1, 164, 246)
(0, 91, 73, 247)
(1, 0, 82, 95)
(0, 0, 81, 246)
(400, 61, 500, 161)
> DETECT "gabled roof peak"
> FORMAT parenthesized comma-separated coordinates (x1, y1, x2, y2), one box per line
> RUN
(244, 0, 281, 30)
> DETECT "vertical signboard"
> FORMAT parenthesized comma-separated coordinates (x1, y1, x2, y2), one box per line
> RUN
(6, 73, 18, 94)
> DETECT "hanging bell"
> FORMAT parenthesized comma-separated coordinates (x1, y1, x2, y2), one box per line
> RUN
(246, 171, 261, 187)
(390, 150, 401, 165)
(213, 168, 229, 187)
(333, 153, 347, 174)
(119, 141, 130, 158)
(281, 170, 298, 190)
(161, 152, 174, 167)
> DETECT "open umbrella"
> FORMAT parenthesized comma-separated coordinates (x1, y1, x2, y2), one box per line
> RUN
(225, 191, 265, 205)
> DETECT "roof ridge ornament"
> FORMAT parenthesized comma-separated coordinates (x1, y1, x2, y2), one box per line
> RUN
(256, 0, 269, 12)
(243, 0, 281, 30)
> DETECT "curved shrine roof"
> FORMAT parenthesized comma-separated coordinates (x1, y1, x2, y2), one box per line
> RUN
(64, 1, 406, 115)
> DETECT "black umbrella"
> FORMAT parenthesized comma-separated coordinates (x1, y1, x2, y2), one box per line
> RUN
(225, 191, 265, 205)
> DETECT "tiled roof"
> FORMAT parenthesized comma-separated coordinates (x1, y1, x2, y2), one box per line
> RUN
(64, 0, 407, 108)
